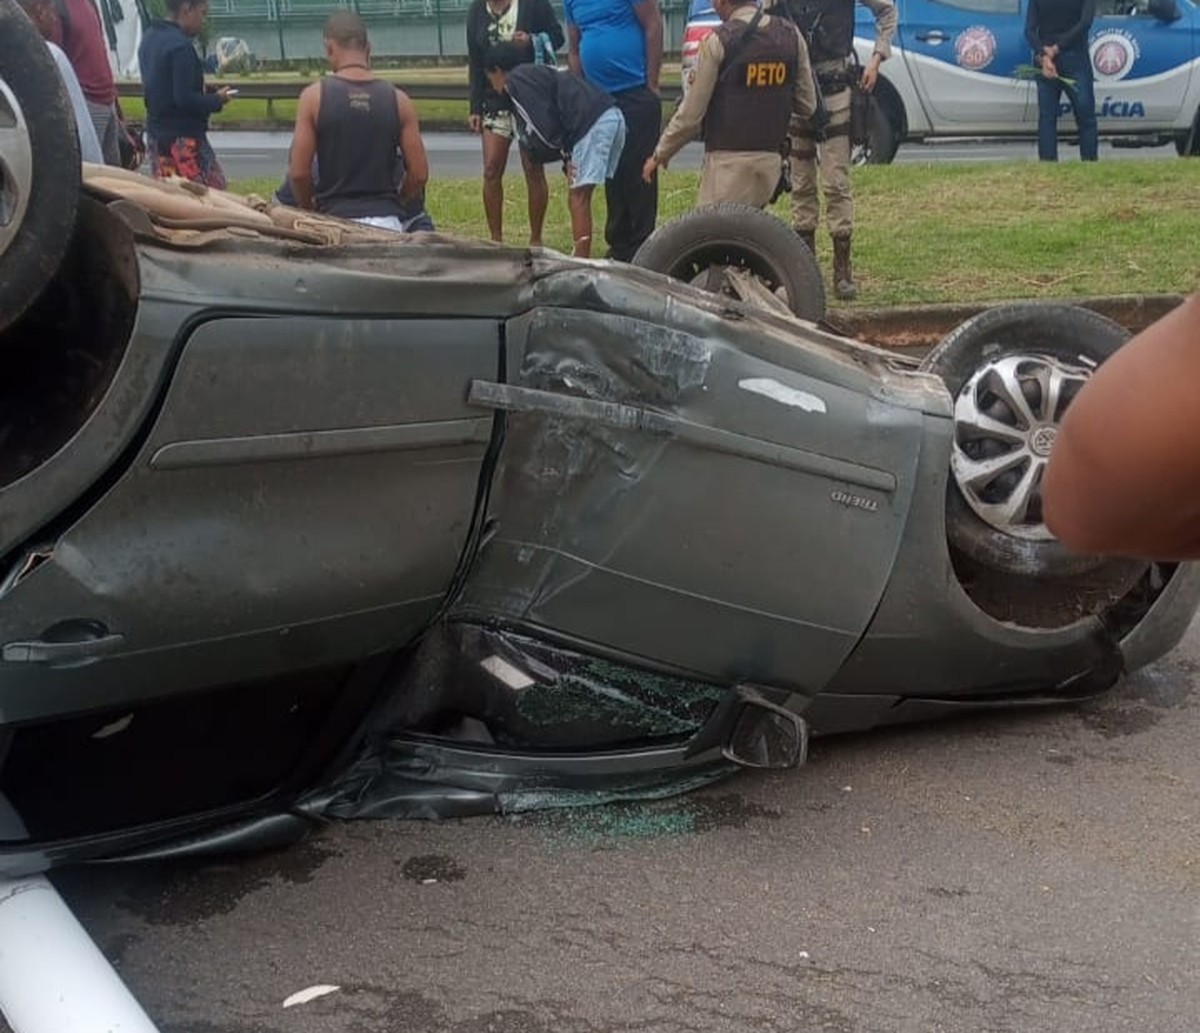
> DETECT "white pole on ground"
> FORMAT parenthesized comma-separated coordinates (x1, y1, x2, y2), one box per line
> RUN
(0, 875, 161, 1033)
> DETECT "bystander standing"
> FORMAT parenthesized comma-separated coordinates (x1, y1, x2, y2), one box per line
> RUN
(1025, 0, 1098, 161)
(138, 0, 233, 187)
(564, 0, 662, 261)
(467, 0, 563, 245)
(643, 0, 814, 208)
(48, 0, 123, 165)
(779, 0, 896, 300)
(17, 0, 105, 164)
(289, 12, 430, 232)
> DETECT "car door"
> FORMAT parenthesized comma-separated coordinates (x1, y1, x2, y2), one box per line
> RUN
(0, 314, 498, 727)
(896, 0, 1033, 127)
(459, 298, 927, 696)
(1088, 0, 1195, 125)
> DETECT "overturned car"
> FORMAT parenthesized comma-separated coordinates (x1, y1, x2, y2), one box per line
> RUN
(1, 2, 1196, 882)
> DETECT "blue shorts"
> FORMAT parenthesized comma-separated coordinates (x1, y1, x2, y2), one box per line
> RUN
(569, 107, 626, 189)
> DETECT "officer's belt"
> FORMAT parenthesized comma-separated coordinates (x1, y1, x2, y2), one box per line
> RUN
(817, 69, 854, 94)
(792, 121, 851, 141)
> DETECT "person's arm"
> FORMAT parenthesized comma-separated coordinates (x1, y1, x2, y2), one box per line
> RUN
(288, 84, 320, 210)
(1025, 0, 1044, 53)
(466, 3, 485, 129)
(533, 0, 566, 51)
(396, 89, 430, 203)
(791, 29, 817, 120)
(647, 29, 721, 169)
(169, 43, 226, 117)
(633, 0, 663, 93)
(566, 22, 583, 77)
(1056, 0, 1096, 51)
(1043, 294, 1200, 559)
(858, 0, 896, 89)
(466, 4, 482, 113)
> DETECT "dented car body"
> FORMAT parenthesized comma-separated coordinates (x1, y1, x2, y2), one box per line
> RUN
(0, 173, 1197, 878)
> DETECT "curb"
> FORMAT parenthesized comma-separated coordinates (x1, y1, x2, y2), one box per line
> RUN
(827, 293, 1187, 353)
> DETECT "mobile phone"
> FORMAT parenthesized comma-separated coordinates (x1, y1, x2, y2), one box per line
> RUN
(225, 88, 240, 96)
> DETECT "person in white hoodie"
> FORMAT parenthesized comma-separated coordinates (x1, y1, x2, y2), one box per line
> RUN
(17, 0, 104, 164)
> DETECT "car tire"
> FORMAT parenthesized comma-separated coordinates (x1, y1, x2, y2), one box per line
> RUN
(0, 0, 81, 333)
(853, 97, 900, 166)
(632, 202, 827, 321)
(921, 303, 1147, 587)
(1175, 112, 1199, 156)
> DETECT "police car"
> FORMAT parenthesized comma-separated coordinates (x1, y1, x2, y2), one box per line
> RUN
(681, 0, 1200, 161)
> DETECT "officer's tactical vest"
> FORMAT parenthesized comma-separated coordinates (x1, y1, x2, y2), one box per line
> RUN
(790, 0, 854, 63)
(703, 17, 799, 152)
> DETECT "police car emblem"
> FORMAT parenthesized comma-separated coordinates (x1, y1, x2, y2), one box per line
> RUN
(955, 27, 997, 71)
(1090, 30, 1140, 81)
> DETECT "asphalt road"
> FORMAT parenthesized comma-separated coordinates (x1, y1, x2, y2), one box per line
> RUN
(211, 130, 1179, 183)
(49, 616, 1200, 1033)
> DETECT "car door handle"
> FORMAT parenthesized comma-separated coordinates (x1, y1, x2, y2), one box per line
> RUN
(3, 624, 125, 664)
(915, 30, 949, 43)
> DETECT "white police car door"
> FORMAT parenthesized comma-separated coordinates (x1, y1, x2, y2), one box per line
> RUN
(897, 0, 1032, 126)
(1087, 0, 1195, 125)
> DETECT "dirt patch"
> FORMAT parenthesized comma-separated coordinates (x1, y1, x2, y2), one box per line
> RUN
(837, 294, 1184, 353)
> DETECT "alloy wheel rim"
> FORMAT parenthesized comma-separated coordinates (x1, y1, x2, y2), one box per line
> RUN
(950, 351, 1092, 541)
(0, 75, 33, 260)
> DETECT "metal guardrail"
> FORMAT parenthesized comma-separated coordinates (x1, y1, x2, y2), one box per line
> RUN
(202, 0, 690, 17)
(114, 80, 683, 106)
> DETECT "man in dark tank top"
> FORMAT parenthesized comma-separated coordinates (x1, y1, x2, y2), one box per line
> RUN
(288, 12, 430, 230)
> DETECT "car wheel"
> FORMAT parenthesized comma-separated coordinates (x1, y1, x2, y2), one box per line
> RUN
(1175, 114, 1198, 156)
(852, 100, 899, 166)
(632, 202, 826, 321)
(0, 0, 81, 333)
(921, 303, 1147, 586)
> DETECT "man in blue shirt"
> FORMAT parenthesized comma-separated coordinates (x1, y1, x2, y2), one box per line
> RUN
(563, 0, 663, 261)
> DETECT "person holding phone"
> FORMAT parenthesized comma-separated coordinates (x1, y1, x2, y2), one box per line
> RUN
(138, 0, 234, 187)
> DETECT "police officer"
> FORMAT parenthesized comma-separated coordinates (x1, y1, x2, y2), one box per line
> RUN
(642, 0, 815, 208)
(783, 0, 895, 300)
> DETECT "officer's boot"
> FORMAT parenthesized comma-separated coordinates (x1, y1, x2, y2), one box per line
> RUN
(796, 228, 816, 255)
(832, 234, 857, 301)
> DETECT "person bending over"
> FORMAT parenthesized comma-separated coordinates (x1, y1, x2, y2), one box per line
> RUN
(484, 41, 625, 258)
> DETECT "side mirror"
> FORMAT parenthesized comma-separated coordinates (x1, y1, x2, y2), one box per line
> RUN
(1147, 0, 1181, 22)
(721, 686, 809, 770)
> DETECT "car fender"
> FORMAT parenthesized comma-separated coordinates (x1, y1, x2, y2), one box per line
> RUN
(1121, 563, 1200, 674)
(854, 37, 931, 137)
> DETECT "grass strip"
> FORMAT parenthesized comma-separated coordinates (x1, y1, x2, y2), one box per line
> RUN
(228, 161, 1200, 307)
